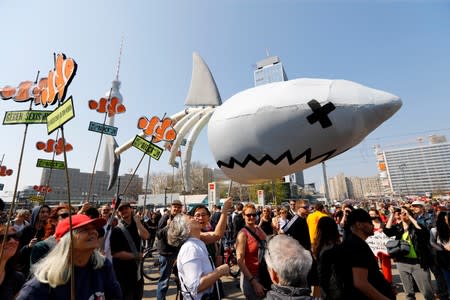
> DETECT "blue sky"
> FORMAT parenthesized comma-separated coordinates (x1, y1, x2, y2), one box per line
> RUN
(0, 0, 449, 194)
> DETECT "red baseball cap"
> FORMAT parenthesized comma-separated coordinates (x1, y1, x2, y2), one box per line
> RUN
(55, 214, 106, 241)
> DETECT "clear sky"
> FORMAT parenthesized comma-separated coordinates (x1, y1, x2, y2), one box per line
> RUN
(0, 0, 449, 194)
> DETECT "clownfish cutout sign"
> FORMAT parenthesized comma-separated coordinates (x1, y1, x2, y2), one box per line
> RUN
(0, 53, 77, 107)
(0, 166, 13, 176)
(137, 116, 177, 143)
(36, 138, 73, 155)
(88, 97, 126, 117)
(33, 185, 53, 193)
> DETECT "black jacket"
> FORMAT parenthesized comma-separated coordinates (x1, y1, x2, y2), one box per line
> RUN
(383, 222, 432, 269)
(264, 285, 312, 300)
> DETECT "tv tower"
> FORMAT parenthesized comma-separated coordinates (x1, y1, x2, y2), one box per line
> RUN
(101, 40, 124, 175)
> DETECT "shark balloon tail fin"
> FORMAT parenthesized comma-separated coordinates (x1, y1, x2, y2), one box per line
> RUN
(184, 52, 221, 107)
(106, 135, 121, 191)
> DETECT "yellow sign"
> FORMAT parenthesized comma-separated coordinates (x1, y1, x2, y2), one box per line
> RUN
(132, 135, 164, 160)
(47, 97, 75, 134)
(3, 110, 51, 125)
(36, 158, 66, 169)
(29, 195, 44, 204)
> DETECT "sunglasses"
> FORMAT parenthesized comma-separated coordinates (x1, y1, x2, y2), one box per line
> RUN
(58, 212, 70, 219)
(0, 232, 20, 242)
(299, 206, 309, 209)
(245, 213, 257, 218)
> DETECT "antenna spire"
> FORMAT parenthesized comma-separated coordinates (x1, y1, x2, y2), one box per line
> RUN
(115, 36, 124, 81)
(265, 48, 270, 57)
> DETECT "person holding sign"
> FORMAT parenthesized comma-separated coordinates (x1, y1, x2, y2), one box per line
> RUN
(368, 208, 392, 283)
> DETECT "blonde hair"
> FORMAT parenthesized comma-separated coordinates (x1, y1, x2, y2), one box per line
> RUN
(32, 232, 105, 287)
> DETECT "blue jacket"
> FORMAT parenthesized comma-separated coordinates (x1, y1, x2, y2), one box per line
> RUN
(16, 258, 122, 300)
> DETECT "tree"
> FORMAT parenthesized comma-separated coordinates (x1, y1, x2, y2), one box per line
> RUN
(248, 180, 290, 205)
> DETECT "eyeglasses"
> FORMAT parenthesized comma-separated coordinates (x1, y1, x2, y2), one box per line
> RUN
(245, 213, 257, 218)
(58, 212, 70, 219)
(194, 213, 208, 218)
(0, 233, 20, 242)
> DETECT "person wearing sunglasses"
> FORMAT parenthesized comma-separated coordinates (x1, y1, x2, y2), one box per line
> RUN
(384, 206, 434, 300)
(236, 203, 268, 299)
(0, 223, 24, 300)
(30, 205, 71, 266)
(17, 214, 122, 299)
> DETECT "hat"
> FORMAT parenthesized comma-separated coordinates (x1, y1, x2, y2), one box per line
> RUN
(55, 214, 106, 241)
(346, 209, 372, 227)
(171, 200, 182, 206)
(117, 202, 131, 211)
(334, 202, 341, 207)
(411, 200, 425, 206)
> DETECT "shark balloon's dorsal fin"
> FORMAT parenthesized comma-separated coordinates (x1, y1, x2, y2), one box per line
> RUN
(185, 52, 222, 107)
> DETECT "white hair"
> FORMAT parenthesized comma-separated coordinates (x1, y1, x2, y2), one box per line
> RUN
(31, 232, 105, 287)
(264, 234, 312, 287)
(167, 214, 190, 247)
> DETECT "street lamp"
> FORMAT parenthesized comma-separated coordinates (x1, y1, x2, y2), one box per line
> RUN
(164, 187, 171, 207)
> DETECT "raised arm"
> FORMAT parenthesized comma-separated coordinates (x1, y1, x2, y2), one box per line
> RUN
(200, 198, 233, 244)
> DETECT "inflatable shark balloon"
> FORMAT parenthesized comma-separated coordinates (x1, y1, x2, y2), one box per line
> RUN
(112, 53, 402, 189)
(208, 78, 402, 184)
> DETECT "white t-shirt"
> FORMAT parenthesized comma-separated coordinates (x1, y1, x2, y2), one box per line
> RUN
(177, 237, 214, 300)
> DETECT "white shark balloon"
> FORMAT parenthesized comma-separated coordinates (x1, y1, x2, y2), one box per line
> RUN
(113, 53, 402, 189)
(208, 78, 402, 183)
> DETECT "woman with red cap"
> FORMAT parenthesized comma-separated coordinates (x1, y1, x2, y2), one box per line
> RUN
(16, 214, 122, 299)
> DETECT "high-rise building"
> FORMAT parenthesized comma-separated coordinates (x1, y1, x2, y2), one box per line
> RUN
(40, 168, 143, 205)
(328, 173, 348, 201)
(327, 173, 383, 201)
(254, 55, 304, 189)
(375, 135, 450, 195)
(254, 56, 288, 86)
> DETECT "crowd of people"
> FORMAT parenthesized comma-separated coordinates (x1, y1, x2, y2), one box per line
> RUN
(0, 195, 450, 300)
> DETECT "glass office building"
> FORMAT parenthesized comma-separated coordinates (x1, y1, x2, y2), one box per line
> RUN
(375, 138, 450, 195)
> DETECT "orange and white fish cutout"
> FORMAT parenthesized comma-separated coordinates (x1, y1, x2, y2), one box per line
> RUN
(0, 166, 13, 176)
(0, 53, 77, 107)
(36, 138, 73, 155)
(88, 97, 126, 117)
(33, 185, 52, 193)
(40, 53, 77, 107)
(0, 78, 47, 104)
(137, 116, 177, 143)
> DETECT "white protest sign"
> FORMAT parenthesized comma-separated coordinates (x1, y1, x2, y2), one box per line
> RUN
(365, 231, 394, 256)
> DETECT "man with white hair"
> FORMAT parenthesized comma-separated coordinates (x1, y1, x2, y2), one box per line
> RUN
(264, 234, 313, 299)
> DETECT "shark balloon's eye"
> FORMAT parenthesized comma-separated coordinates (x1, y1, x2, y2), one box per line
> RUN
(306, 99, 336, 128)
